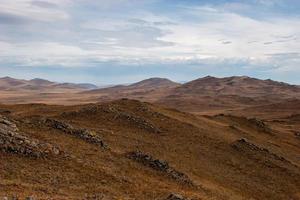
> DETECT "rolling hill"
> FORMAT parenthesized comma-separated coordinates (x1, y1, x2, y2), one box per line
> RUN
(0, 99, 299, 199)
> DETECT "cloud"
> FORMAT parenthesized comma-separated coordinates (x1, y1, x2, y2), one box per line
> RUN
(30, 1, 59, 8)
(222, 41, 232, 44)
(0, 0, 299, 84)
(264, 42, 273, 45)
(0, 0, 70, 23)
(0, 12, 32, 24)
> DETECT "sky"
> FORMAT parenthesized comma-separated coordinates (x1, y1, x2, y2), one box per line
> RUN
(0, 0, 299, 85)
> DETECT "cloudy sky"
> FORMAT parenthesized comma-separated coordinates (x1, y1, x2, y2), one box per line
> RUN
(0, 0, 299, 84)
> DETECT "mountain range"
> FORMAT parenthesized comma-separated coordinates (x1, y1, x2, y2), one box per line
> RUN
(0, 76, 98, 91)
(0, 76, 300, 113)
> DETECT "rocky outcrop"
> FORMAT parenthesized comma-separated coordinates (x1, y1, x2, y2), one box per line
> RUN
(112, 111, 161, 133)
(0, 115, 60, 158)
(43, 118, 106, 148)
(127, 151, 192, 185)
(164, 193, 191, 200)
(62, 104, 162, 134)
(1, 196, 35, 200)
(247, 118, 272, 133)
(232, 138, 292, 164)
(0, 109, 11, 115)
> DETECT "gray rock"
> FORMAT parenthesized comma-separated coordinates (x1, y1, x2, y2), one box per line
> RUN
(44, 118, 106, 148)
(127, 151, 193, 185)
(0, 115, 61, 158)
(165, 193, 191, 200)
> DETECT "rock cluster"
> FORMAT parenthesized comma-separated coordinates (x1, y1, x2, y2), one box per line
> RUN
(0, 109, 11, 114)
(83, 193, 110, 200)
(248, 118, 271, 132)
(165, 193, 191, 200)
(233, 138, 269, 153)
(44, 118, 105, 148)
(2, 196, 35, 200)
(63, 104, 161, 134)
(113, 111, 161, 133)
(0, 115, 60, 158)
(127, 151, 192, 184)
(232, 138, 289, 163)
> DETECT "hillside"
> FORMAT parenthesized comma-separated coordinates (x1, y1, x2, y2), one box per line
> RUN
(172, 76, 300, 97)
(158, 76, 300, 113)
(0, 99, 299, 199)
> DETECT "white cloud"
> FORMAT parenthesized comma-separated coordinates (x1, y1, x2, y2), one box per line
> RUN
(0, 0, 299, 76)
(0, 0, 70, 22)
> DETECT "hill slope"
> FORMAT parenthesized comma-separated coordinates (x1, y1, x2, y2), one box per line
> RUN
(0, 99, 299, 199)
(173, 76, 300, 97)
(158, 76, 300, 113)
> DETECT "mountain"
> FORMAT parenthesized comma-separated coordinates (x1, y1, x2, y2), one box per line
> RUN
(0, 99, 299, 199)
(173, 76, 300, 97)
(158, 76, 300, 113)
(28, 78, 55, 86)
(129, 77, 180, 89)
(53, 82, 98, 90)
(0, 76, 299, 114)
(79, 76, 300, 114)
(0, 76, 98, 92)
(0, 77, 27, 89)
(87, 77, 180, 93)
(84, 77, 180, 102)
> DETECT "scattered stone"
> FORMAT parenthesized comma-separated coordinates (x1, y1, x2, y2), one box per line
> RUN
(83, 193, 108, 200)
(1, 196, 37, 200)
(247, 118, 271, 132)
(229, 124, 237, 130)
(43, 118, 106, 148)
(113, 111, 161, 133)
(295, 132, 300, 138)
(127, 151, 192, 185)
(165, 193, 191, 200)
(0, 109, 11, 114)
(0, 115, 61, 158)
(11, 195, 18, 200)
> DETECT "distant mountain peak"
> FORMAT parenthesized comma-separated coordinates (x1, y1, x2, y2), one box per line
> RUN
(29, 78, 54, 86)
(130, 77, 179, 88)
(0, 76, 97, 91)
(1, 76, 17, 80)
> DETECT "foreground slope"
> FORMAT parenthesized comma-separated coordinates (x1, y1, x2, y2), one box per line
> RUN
(0, 99, 299, 199)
